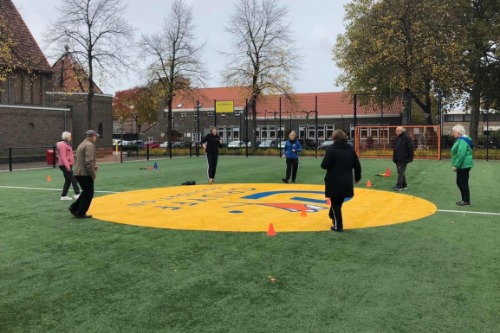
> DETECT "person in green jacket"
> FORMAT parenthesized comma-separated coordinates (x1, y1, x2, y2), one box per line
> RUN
(451, 124, 474, 206)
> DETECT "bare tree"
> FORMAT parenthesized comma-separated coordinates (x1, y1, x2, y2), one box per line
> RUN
(224, 0, 300, 147)
(139, 0, 206, 157)
(45, 0, 135, 128)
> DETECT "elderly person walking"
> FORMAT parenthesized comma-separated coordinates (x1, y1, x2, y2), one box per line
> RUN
(392, 126, 414, 191)
(69, 130, 99, 219)
(451, 124, 474, 206)
(57, 131, 80, 200)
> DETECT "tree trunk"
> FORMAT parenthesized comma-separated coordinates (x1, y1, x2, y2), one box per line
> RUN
(469, 87, 481, 143)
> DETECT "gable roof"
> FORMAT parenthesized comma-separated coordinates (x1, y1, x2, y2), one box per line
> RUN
(51, 47, 103, 93)
(171, 88, 402, 116)
(0, 0, 52, 73)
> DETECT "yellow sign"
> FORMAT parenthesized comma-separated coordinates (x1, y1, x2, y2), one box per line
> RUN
(90, 184, 437, 232)
(215, 100, 234, 113)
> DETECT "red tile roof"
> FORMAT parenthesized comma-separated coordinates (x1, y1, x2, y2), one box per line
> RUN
(172, 88, 402, 116)
(51, 49, 103, 93)
(0, 0, 52, 73)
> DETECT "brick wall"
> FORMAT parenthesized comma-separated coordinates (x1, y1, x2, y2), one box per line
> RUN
(0, 104, 69, 148)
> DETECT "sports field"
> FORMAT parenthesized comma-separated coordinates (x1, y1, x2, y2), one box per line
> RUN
(1, 156, 499, 332)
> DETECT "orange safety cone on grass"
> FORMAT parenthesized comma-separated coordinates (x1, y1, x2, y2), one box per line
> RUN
(47, 175, 52, 182)
(385, 167, 391, 177)
(366, 179, 372, 187)
(267, 223, 276, 236)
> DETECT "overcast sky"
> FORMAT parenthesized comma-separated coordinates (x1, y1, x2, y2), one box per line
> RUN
(12, 0, 350, 95)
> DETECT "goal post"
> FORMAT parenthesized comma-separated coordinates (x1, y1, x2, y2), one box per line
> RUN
(354, 125, 441, 160)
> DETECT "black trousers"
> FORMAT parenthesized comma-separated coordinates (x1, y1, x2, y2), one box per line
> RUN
(59, 166, 80, 196)
(206, 152, 219, 179)
(396, 162, 408, 187)
(70, 176, 94, 216)
(456, 168, 471, 203)
(328, 197, 345, 230)
(285, 158, 299, 181)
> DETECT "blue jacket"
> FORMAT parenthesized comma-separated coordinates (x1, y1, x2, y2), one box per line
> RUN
(283, 139, 302, 159)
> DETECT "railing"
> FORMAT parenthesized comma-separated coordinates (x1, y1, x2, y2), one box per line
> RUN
(0, 146, 56, 172)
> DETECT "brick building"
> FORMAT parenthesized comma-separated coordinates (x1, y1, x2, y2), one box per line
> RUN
(0, 0, 112, 153)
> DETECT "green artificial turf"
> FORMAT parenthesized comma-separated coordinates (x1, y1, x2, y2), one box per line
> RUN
(0, 156, 499, 332)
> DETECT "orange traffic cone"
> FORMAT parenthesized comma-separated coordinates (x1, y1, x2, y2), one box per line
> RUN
(47, 175, 52, 182)
(366, 179, 372, 187)
(385, 167, 391, 177)
(326, 198, 331, 205)
(267, 223, 276, 236)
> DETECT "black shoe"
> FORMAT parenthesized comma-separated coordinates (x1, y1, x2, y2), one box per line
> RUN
(291, 180, 296, 183)
(75, 214, 93, 219)
(456, 201, 470, 206)
(68, 207, 77, 217)
(282, 178, 289, 183)
(330, 226, 343, 232)
(393, 186, 403, 191)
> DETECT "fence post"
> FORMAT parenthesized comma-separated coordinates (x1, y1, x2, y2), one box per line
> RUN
(52, 145, 56, 167)
(9, 147, 12, 172)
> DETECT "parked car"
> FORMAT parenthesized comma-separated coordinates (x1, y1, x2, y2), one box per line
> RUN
(259, 139, 277, 148)
(144, 141, 160, 149)
(317, 140, 334, 150)
(132, 140, 144, 148)
(159, 141, 169, 148)
(227, 140, 250, 148)
(172, 141, 192, 148)
(298, 138, 318, 149)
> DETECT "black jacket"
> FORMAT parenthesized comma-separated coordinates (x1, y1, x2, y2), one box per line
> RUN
(321, 142, 362, 198)
(393, 132, 414, 164)
(201, 133, 222, 154)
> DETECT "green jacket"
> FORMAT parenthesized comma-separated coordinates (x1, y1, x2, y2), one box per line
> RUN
(451, 136, 474, 169)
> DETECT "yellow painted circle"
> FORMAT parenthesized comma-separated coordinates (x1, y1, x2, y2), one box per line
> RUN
(90, 184, 437, 232)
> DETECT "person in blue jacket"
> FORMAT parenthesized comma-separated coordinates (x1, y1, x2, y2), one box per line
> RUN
(282, 131, 302, 183)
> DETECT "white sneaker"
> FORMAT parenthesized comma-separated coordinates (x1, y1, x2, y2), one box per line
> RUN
(60, 196, 73, 200)
(74, 194, 80, 199)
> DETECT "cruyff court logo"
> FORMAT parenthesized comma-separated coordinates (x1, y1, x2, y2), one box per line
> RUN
(90, 184, 437, 232)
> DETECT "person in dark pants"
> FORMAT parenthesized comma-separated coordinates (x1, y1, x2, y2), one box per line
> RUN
(201, 127, 223, 184)
(69, 130, 99, 219)
(57, 131, 80, 200)
(392, 126, 414, 191)
(321, 129, 362, 232)
(282, 131, 302, 183)
(451, 124, 474, 206)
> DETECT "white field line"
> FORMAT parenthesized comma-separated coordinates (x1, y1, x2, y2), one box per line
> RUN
(0, 185, 118, 194)
(437, 209, 500, 216)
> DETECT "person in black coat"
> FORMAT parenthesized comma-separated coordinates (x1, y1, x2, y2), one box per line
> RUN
(321, 130, 362, 232)
(392, 126, 414, 191)
(201, 127, 223, 184)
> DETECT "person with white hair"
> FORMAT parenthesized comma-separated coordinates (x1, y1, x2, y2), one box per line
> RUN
(392, 126, 414, 191)
(57, 131, 80, 200)
(281, 130, 302, 183)
(451, 124, 474, 206)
